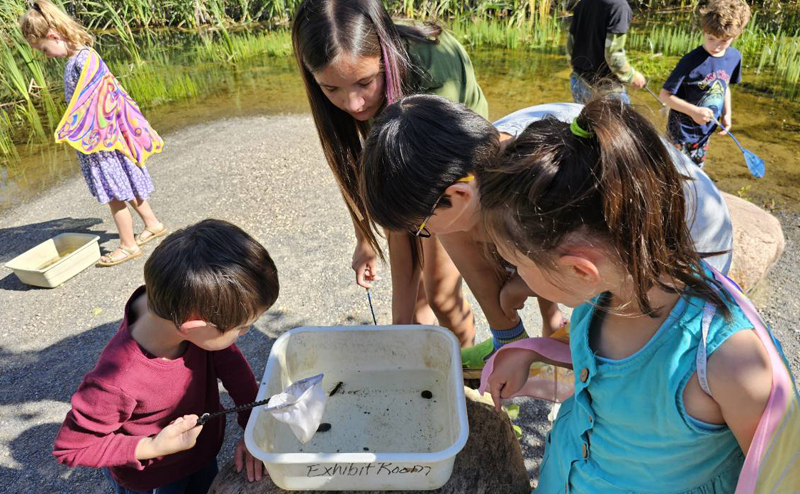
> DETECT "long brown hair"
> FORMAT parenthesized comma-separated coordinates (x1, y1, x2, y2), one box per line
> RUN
(479, 96, 730, 317)
(292, 0, 440, 258)
(20, 1, 93, 47)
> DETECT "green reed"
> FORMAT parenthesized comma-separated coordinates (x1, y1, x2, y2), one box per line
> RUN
(111, 59, 200, 106)
(2, 0, 797, 33)
(1, 43, 46, 142)
(194, 28, 291, 62)
(0, 109, 20, 161)
(450, 3, 561, 52)
(629, 0, 800, 8)
(83, 0, 143, 64)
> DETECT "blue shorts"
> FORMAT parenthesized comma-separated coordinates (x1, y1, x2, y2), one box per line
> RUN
(671, 139, 710, 168)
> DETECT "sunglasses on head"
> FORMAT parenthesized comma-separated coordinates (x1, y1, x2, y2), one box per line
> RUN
(414, 175, 475, 238)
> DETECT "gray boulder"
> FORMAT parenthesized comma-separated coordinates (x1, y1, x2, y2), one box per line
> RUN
(725, 192, 785, 293)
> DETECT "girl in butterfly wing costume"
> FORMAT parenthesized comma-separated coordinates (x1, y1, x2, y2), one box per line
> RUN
(21, 1, 166, 267)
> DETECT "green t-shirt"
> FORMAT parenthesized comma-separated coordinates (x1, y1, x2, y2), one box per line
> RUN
(406, 30, 488, 118)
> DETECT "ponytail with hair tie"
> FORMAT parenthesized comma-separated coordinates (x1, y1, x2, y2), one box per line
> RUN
(480, 95, 732, 319)
(570, 117, 594, 139)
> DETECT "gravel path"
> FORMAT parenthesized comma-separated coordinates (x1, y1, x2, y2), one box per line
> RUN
(0, 115, 797, 493)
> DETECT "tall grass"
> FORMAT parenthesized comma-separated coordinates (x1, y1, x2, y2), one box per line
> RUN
(1, 0, 64, 158)
(1, 1, 796, 32)
(629, 0, 800, 8)
(195, 28, 291, 62)
(83, 0, 143, 64)
(0, 109, 20, 161)
(452, 11, 561, 52)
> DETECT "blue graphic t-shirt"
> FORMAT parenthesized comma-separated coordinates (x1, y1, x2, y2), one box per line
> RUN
(663, 46, 742, 146)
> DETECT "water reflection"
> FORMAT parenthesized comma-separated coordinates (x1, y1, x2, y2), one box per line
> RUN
(2, 27, 799, 214)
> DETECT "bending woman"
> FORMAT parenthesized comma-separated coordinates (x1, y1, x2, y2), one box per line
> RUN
(292, 0, 487, 345)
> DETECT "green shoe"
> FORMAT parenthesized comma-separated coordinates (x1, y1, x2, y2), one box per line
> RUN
(461, 338, 496, 370)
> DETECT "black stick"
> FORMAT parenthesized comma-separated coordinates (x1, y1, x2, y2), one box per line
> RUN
(366, 289, 377, 325)
(197, 396, 273, 426)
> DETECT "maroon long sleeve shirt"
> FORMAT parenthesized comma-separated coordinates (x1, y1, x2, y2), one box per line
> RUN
(53, 286, 258, 491)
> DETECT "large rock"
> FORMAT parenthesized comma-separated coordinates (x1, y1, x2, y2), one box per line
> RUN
(209, 387, 530, 494)
(725, 192, 785, 293)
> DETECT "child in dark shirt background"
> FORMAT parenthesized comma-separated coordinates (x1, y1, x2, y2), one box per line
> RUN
(567, 0, 647, 104)
(660, 0, 751, 167)
(53, 219, 279, 493)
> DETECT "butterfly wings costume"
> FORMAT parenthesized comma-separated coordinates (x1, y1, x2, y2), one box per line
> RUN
(55, 49, 163, 166)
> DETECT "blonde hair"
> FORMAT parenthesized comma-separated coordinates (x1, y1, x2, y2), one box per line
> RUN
(19, 1, 93, 47)
(699, 0, 751, 38)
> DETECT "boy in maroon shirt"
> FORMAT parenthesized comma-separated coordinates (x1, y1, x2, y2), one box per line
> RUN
(53, 219, 280, 493)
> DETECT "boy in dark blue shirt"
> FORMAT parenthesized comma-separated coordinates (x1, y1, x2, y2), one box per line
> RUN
(659, 0, 751, 167)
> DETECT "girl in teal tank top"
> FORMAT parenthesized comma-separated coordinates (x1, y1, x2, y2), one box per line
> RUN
(477, 97, 782, 493)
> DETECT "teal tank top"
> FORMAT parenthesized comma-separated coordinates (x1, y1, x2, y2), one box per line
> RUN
(536, 290, 753, 493)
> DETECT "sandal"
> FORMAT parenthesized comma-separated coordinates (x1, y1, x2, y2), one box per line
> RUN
(461, 338, 496, 370)
(135, 224, 168, 246)
(97, 246, 142, 267)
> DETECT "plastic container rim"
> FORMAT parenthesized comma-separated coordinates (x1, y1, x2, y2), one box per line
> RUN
(245, 324, 469, 465)
(4, 233, 100, 273)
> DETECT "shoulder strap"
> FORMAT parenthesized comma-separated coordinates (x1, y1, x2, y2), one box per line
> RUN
(695, 302, 716, 397)
(706, 266, 800, 494)
(73, 48, 91, 69)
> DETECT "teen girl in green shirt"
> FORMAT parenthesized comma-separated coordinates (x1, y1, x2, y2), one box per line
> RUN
(292, 0, 489, 345)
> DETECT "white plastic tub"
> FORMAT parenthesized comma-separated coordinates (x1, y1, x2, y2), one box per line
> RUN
(4, 233, 100, 288)
(245, 325, 469, 491)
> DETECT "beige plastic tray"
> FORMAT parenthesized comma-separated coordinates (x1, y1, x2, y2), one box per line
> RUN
(5, 233, 100, 288)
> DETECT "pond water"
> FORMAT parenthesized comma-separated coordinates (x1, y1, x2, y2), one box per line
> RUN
(475, 48, 800, 212)
(1, 28, 799, 214)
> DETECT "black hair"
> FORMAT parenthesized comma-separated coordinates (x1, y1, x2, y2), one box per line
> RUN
(144, 219, 280, 331)
(361, 94, 500, 234)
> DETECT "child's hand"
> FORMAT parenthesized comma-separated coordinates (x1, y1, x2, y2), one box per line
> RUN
(499, 273, 534, 319)
(487, 348, 537, 412)
(630, 72, 647, 89)
(235, 437, 265, 482)
(691, 106, 714, 125)
(135, 415, 203, 460)
(352, 240, 381, 288)
(718, 113, 732, 135)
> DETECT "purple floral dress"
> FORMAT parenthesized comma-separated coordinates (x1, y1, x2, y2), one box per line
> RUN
(64, 49, 155, 204)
